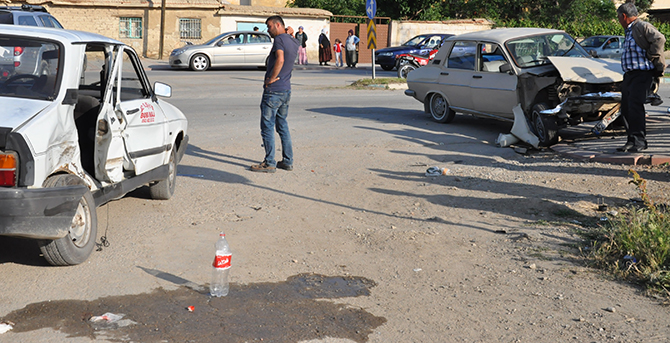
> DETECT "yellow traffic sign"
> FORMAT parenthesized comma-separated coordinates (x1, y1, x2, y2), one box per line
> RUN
(367, 19, 376, 49)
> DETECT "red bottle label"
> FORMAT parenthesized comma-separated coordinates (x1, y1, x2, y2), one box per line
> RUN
(213, 254, 232, 269)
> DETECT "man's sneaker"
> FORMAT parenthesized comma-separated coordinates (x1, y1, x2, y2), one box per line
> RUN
(250, 162, 276, 173)
(277, 160, 293, 171)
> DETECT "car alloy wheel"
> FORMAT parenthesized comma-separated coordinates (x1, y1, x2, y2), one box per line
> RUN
(190, 54, 210, 71)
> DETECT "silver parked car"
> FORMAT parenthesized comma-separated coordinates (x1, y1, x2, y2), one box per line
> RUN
(169, 31, 272, 71)
(579, 35, 624, 59)
(405, 28, 627, 146)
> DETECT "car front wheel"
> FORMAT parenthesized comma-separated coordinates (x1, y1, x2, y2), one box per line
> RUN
(38, 174, 97, 266)
(531, 103, 559, 146)
(190, 54, 210, 71)
(381, 64, 394, 71)
(397, 64, 417, 79)
(429, 93, 456, 123)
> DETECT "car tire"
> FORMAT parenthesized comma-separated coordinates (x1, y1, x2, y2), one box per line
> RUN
(429, 93, 456, 123)
(381, 64, 394, 71)
(149, 147, 177, 200)
(190, 54, 210, 71)
(531, 103, 559, 146)
(397, 64, 417, 79)
(38, 174, 97, 266)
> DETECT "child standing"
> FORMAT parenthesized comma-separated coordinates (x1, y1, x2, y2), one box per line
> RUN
(333, 38, 343, 67)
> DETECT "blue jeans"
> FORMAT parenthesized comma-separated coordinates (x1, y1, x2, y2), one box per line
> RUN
(260, 90, 293, 167)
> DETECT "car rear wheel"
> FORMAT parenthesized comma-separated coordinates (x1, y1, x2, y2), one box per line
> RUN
(381, 64, 394, 71)
(38, 174, 97, 266)
(149, 147, 177, 200)
(531, 103, 559, 146)
(397, 64, 417, 79)
(190, 54, 210, 71)
(429, 93, 456, 123)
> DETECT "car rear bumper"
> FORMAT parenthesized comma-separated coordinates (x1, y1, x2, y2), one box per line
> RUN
(0, 185, 88, 239)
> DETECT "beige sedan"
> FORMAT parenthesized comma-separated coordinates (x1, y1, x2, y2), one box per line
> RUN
(405, 28, 625, 146)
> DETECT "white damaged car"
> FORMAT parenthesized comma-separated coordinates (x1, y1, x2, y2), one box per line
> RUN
(0, 26, 188, 265)
(405, 28, 649, 146)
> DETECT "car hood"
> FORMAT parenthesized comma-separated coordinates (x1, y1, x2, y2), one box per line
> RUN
(546, 56, 623, 84)
(0, 97, 50, 129)
(377, 45, 418, 53)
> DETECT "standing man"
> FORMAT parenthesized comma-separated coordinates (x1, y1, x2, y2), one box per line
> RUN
(251, 15, 299, 173)
(295, 26, 308, 65)
(616, 2, 666, 152)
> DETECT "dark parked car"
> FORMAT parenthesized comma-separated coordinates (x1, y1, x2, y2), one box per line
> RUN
(375, 33, 453, 71)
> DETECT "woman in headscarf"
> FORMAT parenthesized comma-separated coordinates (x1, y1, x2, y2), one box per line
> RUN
(318, 28, 332, 66)
(345, 29, 360, 68)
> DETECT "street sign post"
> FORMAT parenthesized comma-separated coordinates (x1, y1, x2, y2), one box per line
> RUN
(366, 0, 376, 19)
(367, 19, 377, 79)
(366, 0, 377, 78)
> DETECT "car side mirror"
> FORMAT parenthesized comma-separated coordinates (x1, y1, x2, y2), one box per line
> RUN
(154, 82, 172, 98)
(499, 62, 513, 74)
(216, 41, 223, 47)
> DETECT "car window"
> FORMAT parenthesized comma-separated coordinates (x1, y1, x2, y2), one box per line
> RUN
(605, 38, 620, 49)
(47, 16, 63, 28)
(116, 49, 149, 101)
(0, 36, 61, 100)
(221, 34, 242, 45)
(80, 48, 107, 99)
(17, 15, 38, 26)
(248, 33, 270, 44)
(0, 12, 13, 24)
(38, 14, 54, 27)
(447, 41, 476, 70)
(424, 35, 444, 49)
(480, 43, 509, 73)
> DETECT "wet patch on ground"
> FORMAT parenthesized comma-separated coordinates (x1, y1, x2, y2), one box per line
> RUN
(1, 273, 386, 342)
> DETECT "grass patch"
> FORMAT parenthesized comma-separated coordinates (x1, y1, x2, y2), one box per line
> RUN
(584, 170, 670, 295)
(349, 77, 406, 88)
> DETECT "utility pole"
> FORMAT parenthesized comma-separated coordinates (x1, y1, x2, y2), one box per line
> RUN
(159, 0, 166, 59)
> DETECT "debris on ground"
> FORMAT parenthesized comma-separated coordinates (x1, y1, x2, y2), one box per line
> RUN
(425, 166, 449, 176)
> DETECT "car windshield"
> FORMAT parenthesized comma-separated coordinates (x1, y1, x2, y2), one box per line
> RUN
(204, 33, 228, 45)
(580, 36, 608, 48)
(506, 33, 589, 68)
(402, 35, 428, 47)
(0, 36, 61, 100)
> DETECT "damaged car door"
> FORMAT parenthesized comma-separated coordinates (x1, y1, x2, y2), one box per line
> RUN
(470, 42, 518, 118)
(112, 46, 167, 176)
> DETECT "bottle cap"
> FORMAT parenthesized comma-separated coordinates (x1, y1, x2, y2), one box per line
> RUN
(219, 232, 225, 237)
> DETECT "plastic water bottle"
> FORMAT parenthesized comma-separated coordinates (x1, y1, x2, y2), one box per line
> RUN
(210, 232, 231, 297)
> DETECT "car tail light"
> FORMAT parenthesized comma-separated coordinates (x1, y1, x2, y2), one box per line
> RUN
(0, 152, 18, 187)
(13, 47, 23, 56)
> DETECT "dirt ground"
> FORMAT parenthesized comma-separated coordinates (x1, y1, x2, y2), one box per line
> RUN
(2, 73, 670, 342)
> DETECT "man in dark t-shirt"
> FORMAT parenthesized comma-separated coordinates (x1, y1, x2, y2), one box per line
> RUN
(251, 15, 299, 173)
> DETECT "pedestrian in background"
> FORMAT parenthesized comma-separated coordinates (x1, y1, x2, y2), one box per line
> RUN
(295, 26, 308, 65)
(333, 38, 343, 67)
(345, 29, 360, 68)
(250, 15, 299, 173)
(318, 29, 332, 66)
(616, 2, 666, 152)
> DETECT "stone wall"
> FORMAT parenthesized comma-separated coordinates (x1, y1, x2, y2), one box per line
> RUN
(388, 19, 494, 47)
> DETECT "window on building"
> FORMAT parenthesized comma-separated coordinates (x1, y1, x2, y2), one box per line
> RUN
(120, 17, 142, 39)
(179, 18, 201, 40)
